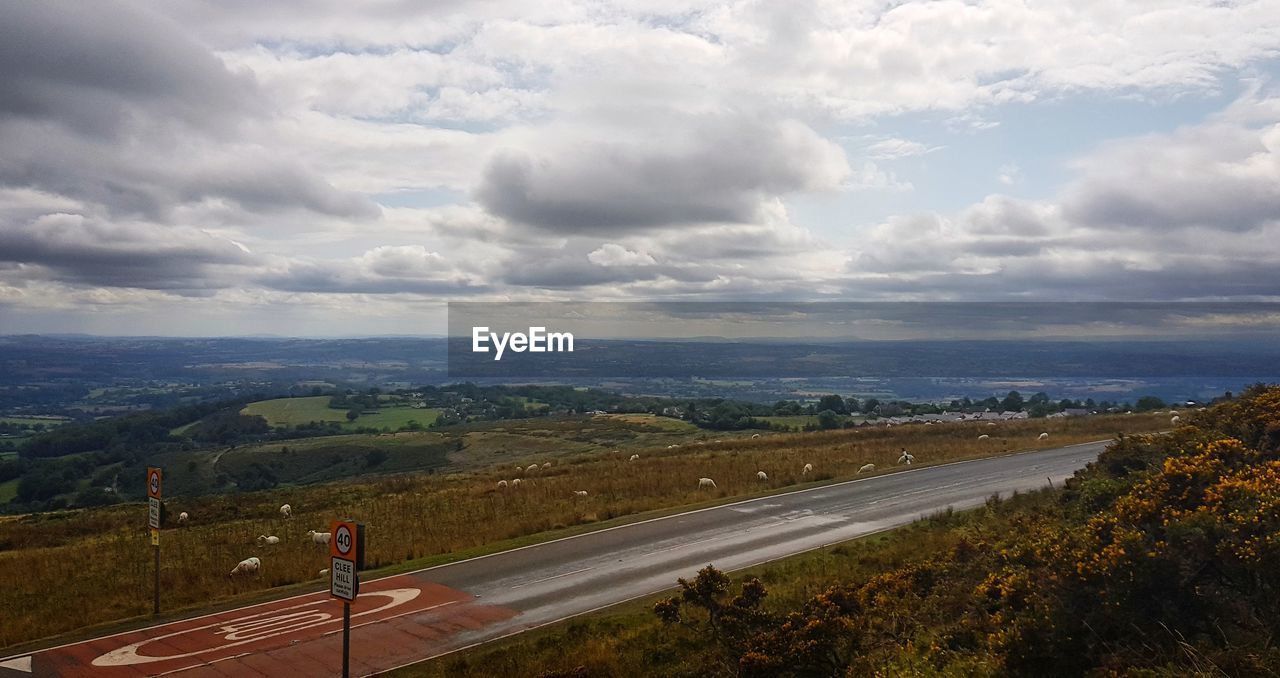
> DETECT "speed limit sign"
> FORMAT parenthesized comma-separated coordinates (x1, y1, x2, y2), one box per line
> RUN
(335, 525, 353, 556)
(329, 520, 364, 602)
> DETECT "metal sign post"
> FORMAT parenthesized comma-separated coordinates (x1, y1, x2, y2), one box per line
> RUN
(330, 520, 363, 678)
(146, 467, 163, 615)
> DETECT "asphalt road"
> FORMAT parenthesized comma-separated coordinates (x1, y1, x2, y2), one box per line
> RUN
(0, 440, 1108, 677)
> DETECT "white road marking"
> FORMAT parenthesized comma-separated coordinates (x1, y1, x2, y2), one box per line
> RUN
(0, 655, 31, 673)
(91, 588, 421, 667)
(511, 567, 594, 589)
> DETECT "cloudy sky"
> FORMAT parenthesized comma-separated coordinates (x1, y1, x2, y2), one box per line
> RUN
(2, 0, 1280, 336)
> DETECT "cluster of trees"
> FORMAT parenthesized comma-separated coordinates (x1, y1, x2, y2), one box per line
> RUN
(651, 385, 1279, 676)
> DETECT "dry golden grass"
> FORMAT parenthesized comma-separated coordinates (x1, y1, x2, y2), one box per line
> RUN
(0, 413, 1166, 649)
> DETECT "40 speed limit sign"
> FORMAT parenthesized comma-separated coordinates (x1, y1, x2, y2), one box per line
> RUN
(329, 520, 364, 601)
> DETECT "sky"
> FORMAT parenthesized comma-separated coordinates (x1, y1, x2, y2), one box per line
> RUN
(2, 0, 1280, 336)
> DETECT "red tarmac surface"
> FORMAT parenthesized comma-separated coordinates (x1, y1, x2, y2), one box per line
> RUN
(2, 573, 515, 677)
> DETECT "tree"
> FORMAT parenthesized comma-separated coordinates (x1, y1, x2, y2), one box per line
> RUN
(1000, 390, 1025, 412)
(861, 398, 881, 414)
(1135, 395, 1165, 412)
(816, 409, 840, 430)
(817, 395, 847, 415)
(346, 409, 360, 422)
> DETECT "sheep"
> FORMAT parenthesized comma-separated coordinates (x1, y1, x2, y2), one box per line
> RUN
(751, 433, 761, 439)
(573, 490, 588, 497)
(177, 511, 189, 526)
(857, 463, 875, 474)
(305, 530, 331, 546)
(279, 504, 292, 519)
(497, 479, 508, 489)
(526, 463, 540, 474)
(978, 434, 990, 440)
(629, 454, 640, 461)
(512, 478, 522, 487)
(898, 452, 915, 465)
(542, 462, 552, 469)
(1171, 415, 1181, 425)
(318, 568, 329, 578)
(756, 471, 768, 481)
(802, 463, 813, 475)
(1038, 432, 1049, 440)
(698, 477, 717, 489)
(229, 556, 260, 578)
(1169, 410, 1179, 416)
(256, 535, 280, 546)
(986, 422, 997, 426)
(666, 444, 680, 449)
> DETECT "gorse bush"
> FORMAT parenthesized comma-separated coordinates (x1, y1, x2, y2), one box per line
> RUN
(640, 384, 1280, 677)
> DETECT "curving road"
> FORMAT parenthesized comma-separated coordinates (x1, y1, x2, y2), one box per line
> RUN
(0, 440, 1108, 677)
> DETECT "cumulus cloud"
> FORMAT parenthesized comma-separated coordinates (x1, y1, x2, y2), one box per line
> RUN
(0, 1, 260, 136)
(475, 115, 849, 233)
(847, 94, 1280, 299)
(4, 0, 1280, 331)
(256, 245, 489, 295)
(588, 244, 657, 267)
(0, 211, 257, 292)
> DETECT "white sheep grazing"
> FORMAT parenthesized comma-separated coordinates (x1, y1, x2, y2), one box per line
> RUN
(279, 504, 292, 519)
(898, 453, 915, 465)
(857, 463, 875, 474)
(1169, 410, 1179, 416)
(802, 463, 813, 475)
(177, 511, 189, 526)
(756, 471, 768, 481)
(978, 434, 990, 440)
(987, 422, 997, 427)
(573, 490, 588, 497)
(699, 477, 717, 489)
(1038, 432, 1049, 440)
(256, 535, 280, 546)
(305, 530, 331, 546)
(527, 463, 539, 474)
(497, 479, 508, 489)
(629, 454, 640, 461)
(751, 433, 761, 439)
(318, 568, 329, 578)
(542, 462, 552, 469)
(512, 478, 522, 487)
(1171, 415, 1181, 425)
(229, 556, 261, 577)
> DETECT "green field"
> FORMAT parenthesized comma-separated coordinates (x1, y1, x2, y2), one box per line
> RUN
(241, 396, 347, 426)
(0, 416, 70, 427)
(240, 396, 439, 431)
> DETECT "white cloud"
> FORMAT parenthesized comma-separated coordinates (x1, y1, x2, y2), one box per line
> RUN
(588, 244, 657, 267)
(864, 137, 944, 160)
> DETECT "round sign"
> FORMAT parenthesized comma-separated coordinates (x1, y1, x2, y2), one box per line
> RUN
(334, 524, 353, 556)
(149, 471, 160, 495)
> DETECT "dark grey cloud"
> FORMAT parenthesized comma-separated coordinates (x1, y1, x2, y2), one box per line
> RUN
(475, 116, 847, 233)
(0, 213, 256, 291)
(0, 1, 260, 137)
(0, 1, 379, 222)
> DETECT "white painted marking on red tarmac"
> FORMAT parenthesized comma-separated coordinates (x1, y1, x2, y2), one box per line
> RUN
(0, 655, 31, 673)
(91, 588, 420, 667)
